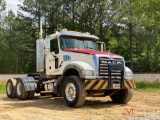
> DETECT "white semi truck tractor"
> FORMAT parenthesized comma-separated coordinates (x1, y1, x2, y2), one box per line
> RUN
(6, 28, 136, 107)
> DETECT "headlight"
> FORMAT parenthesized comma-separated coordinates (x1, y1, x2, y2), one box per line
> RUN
(126, 71, 133, 77)
(125, 67, 133, 79)
(82, 70, 94, 76)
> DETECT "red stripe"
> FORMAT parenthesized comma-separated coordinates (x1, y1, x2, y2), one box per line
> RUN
(65, 48, 120, 56)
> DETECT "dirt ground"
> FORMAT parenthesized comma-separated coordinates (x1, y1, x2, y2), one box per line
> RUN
(0, 91, 160, 120)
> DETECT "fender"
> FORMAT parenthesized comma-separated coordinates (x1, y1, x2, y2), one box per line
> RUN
(63, 61, 95, 79)
(16, 77, 37, 91)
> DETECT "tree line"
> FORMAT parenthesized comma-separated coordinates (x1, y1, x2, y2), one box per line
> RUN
(0, 0, 160, 73)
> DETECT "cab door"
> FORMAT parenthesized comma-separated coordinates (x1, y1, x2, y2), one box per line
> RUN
(45, 39, 60, 74)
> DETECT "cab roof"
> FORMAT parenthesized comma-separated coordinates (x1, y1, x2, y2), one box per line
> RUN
(49, 30, 100, 40)
(60, 31, 100, 40)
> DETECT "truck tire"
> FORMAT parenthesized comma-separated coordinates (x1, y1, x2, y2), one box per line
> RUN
(6, 79, 17, 98)
(16, 80, 28, 100)
(62, 76, 86, 108)
(28, 91, 35, 99)
(110, 89, 133, 104)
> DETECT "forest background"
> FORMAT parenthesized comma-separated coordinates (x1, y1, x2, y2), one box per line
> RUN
(0, 0, 160, 73)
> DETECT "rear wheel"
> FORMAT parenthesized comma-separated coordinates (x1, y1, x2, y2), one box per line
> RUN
(16, 80, 28, 100)
(110, 89, 133, 104)
(6, 79, 17, 98)
(62, 76, 86, 108)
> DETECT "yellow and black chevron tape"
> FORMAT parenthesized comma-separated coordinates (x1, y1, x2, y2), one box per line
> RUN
(85, 80, 108, 90)
(85, 80, 136, 90)
(124, 80, 136, 89)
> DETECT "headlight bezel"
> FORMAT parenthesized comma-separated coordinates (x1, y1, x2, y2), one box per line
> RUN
(125, 71, 133, 77)
(82, 70, 94, 76)
(124, 67, 133, 80)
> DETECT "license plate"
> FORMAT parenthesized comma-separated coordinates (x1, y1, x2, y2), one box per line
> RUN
(113, 84, 120, 89)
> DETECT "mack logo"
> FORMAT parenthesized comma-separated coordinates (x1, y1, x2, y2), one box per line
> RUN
(101, 60, 122, 65)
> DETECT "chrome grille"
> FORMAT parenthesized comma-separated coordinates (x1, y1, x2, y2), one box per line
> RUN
(99, 57, 124, 76)
(99, 57, 124, 88)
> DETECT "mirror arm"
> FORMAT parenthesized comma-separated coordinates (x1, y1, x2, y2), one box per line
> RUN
(53, 54, 57, 58)
(45, 49, 57, 58)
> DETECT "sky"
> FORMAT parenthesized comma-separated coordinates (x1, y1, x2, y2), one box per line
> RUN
(5, 0, 24, 15)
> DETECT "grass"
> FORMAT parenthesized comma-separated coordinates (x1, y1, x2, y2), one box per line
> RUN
(0, 83, 6, 94)
(136, 81, 160, 92)
(0, 81, 160, 94)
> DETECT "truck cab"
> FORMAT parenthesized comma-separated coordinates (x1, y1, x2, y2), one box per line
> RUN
(6, 29, 136, 108)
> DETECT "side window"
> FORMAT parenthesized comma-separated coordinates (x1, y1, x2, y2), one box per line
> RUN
(50, 40, 59, 54)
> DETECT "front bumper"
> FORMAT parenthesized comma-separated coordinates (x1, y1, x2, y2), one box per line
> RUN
(85, 79, 136, 90)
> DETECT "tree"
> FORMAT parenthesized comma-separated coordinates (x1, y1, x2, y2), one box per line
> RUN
(1, 0, 160, 73)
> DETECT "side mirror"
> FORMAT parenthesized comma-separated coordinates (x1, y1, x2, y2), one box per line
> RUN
(45, 37, 50, 49)
(97, 41, 106, 52)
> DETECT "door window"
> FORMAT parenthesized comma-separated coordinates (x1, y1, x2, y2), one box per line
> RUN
(50, 40, 59, 54)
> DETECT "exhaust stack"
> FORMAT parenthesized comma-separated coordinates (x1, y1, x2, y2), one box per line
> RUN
(39, 20, 43, 39)
(36, 20, 44, 72)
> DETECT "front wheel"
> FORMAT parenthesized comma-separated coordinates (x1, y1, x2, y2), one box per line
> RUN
(62, 76, 86, 108)
(110, 89, 133, 104)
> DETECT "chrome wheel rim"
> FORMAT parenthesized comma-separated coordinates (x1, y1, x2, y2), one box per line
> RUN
(65, 83, 76, 101)
(7, 82, 12, 95)
(17, 82, 22, 96)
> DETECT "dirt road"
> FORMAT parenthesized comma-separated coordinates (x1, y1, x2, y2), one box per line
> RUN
(0, 91, 160, 120)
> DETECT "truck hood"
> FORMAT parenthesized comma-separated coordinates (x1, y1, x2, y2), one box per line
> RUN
(65, 48, 120, 57)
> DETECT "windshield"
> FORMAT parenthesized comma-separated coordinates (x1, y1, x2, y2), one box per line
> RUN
(60, 36, 98, 50)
